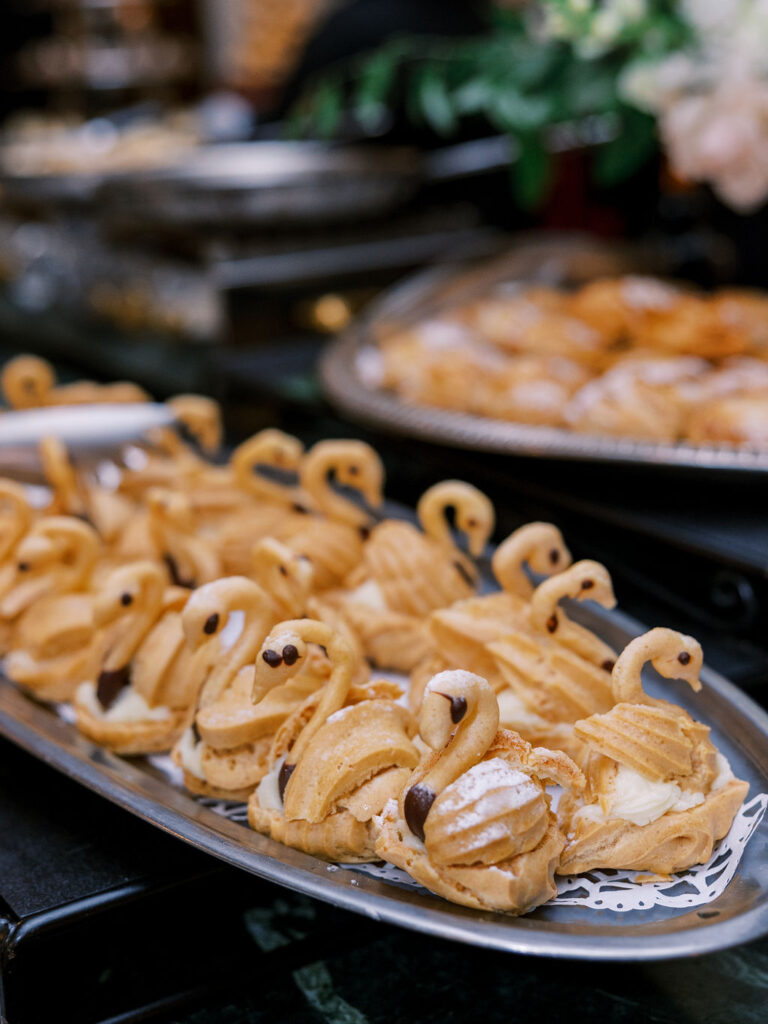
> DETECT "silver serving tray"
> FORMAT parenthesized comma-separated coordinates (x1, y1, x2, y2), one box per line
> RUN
(0, 403, 175, 477)
(321, 237, 768, 473)
(1, 601, 767, 961)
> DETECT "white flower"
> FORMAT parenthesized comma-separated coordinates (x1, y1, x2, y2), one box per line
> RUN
(660, 75, 768, 211)
(614, 0, 647, 22)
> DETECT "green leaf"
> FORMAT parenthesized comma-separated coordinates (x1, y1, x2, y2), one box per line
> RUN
(513, 136, 554, 210)
(452, 77, 495, 116)
(305, 78, 344, 138)
(414, 64, 457, 135)
(354, 48, 403, 131)
(491, 90, 554, 133)
(592, 109, 657, 186)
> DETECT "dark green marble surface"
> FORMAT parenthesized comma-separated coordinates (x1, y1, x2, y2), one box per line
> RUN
(161, 890, 768, 1024)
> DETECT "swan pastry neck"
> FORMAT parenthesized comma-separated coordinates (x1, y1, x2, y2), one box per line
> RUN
(184, 577, 276, 708)
(0, 480, 32, 560)
(492, 522, 571, 598)
(40, 437, 86, 518)
(416, 481, 494, 558)
(232, 429, 304, 504)
(300, 441, 383, 529)
(97, 562, 167, 674)
(166, 394, 222, 455)
(253, 618, 355, 773)
(404, 670, 499, 839)
(611, 627, 703, 704)
(530, 559, 616, 632)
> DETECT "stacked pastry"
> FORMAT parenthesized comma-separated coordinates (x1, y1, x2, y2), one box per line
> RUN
(375, 276, 768, 448)
(0, 375, 749, 917)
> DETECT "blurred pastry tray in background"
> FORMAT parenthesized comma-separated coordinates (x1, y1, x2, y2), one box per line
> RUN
(321, 236, 768, 474)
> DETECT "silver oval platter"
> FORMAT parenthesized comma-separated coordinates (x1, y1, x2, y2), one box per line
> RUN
(1, 599, 767, 961)
(0, 403, 175, 477)
(321, 237, 768, 474)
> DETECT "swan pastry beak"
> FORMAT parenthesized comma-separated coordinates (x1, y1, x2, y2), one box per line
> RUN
(252, 630, 305, 704)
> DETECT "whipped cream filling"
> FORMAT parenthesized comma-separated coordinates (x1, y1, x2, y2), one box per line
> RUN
(347, 579, 388, 612)
(256, 755, 286, 813)
(176, 727, 205, 779)
(574, 763, 706, 829)
(711, 752, 735, 791)
(77, 681, 171, 724)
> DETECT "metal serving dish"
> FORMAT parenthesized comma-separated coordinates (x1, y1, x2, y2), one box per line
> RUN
(321, 236, 768, 473)
(1, 598, 767, 961)
(0, 403, 175, 478)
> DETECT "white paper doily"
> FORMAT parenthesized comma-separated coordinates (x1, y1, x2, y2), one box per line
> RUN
(149, 741, 766, 917)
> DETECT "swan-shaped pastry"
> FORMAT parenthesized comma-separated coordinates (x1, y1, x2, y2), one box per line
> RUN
(177, 551, 335, 801)
(0, 515, 100, 626)
(247, 619, 419, 861)
(74, 563, 200, 751)
(146, 488, 221, 588)
(1, 354, 148, 409)
(340, 479, 494, 671)
(1, 516, 103, 699)
(166, 394, 222, 456)
(557, 628, 749, 876)
(39, 436, 137, 546)
(485, 560, 618, 752)
(212, 430, 311, 574)
(171, 577, 283, 798)
(0, 480, 33, 625)
(277, 440, 385, 591)
(374, 670, 584, 913)
(425, 522, 572, 698)
(116, 395, 222, 502)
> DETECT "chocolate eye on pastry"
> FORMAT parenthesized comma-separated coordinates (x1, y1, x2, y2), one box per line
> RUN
(282, 644, 299, 666)
(262, 648, 283, 667)
(120, 592, 133, 606)
(203, 612, 219, 635)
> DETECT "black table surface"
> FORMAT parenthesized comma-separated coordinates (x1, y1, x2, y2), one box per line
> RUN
(3, 726, 768, 1024)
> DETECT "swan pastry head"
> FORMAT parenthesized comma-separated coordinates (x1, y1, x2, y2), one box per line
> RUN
(530, 558, 616, 632)
(93, 561, 167, 627)
(491, 521, 572, 596)
(419, 669, 494, 750)
(250, 539, 314, 618)
(416, 481, 495, 557)
(252, 618, 336, 704)
(611, 627, 703, 704)
(232, 429, 304, 489)
(1, 354, 55, 408)
(182, 576, 270, 651)
(302, 440, 384, 516)
(167, 394, 222, 454)
(0, 515, 100, 617)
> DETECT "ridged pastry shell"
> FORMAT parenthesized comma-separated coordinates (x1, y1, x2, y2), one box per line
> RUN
(283, 699, 419, 823)
(287, 519, 365, 590)
(423, 758, 549, 866)
(574, 701, 718, 787)
(375, 805, 565, 914)
(352, 520, 476, 618)
(340, 601, 432, 673)
(76, 704, 189, 755)
(248, 800, 377, 862)
(558, 778, 749, 875)
(489, 632, 614, 723)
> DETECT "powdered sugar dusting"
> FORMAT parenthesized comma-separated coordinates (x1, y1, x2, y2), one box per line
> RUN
(436, 759, 540, 839)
